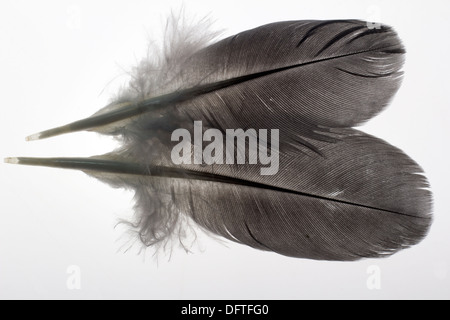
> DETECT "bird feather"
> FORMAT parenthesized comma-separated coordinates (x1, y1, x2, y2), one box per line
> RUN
(6, 16, 432, 261)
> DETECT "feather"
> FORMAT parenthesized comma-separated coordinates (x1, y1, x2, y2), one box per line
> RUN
(5, 17, 432, 261)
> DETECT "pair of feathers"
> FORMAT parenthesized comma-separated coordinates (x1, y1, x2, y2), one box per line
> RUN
(12, 18, 432, 261)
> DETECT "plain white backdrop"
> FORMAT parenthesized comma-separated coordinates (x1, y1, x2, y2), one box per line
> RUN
(1, 0, 449, 299)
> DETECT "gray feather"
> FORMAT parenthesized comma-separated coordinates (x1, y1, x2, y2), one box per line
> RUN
(6, 18, 432, 261)
(86, 127, 431, 261)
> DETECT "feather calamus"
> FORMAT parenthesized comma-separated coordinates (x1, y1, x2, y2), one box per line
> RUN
(5, 18, 432, 261)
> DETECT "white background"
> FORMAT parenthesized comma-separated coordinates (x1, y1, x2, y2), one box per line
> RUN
(1, 0, 449, 299)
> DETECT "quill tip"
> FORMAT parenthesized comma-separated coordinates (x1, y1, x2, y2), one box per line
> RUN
(4, 157, 19, 165)
(25, 123, 72, 141)
(26, 133, 42, 141)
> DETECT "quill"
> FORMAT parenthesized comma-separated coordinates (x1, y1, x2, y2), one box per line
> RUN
(5, 18, 432, 261)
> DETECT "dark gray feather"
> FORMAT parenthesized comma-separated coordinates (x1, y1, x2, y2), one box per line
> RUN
(6, 19, 432, 261)
(83, 127, 431, 261)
